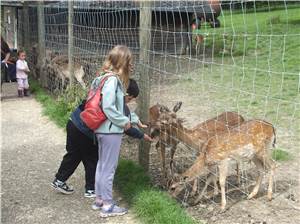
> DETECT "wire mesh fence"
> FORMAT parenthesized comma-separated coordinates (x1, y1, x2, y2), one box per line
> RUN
(11, 0, 300, 223)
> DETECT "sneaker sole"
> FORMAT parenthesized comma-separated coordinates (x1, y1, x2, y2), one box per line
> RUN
(92, 205, 102, 211)
(99, 211, 128, 218)
(50, 183, 74, 195)
(84, 194, 96, 198)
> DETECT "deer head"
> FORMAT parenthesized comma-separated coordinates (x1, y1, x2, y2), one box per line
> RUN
(149, 102, 183, 139)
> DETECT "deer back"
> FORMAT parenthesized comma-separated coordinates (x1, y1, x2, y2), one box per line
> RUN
(204, 119, 276, 164)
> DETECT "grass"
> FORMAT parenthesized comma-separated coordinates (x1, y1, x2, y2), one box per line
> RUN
(197, 7, 300, 73)
(164, 8, 300, 149)
(30, 79, 71, 128)
(272, 148, 293, 161)
(115, 160, 196, 224)
(30, 79, 197, 224)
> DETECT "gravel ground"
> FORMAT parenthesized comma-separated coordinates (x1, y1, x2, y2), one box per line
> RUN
(1, 82, 140, 224)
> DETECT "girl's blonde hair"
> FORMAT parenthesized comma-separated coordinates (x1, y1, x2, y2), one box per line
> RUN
(102, 45, 132, 89)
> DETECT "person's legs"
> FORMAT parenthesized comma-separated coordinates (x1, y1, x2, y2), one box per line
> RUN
(96, 134, 122, 202)
(7, 64, 16, 82)
(95, 134, 127, 217)
(2, 64, 10, 82)
(81, 135, 98, 197)
(52, 121, 81, 194)
(94, 141, 104, 207)
(23, 78, 30, 96)
(55, 120, 82, 181)
(17, 78, 24, 97)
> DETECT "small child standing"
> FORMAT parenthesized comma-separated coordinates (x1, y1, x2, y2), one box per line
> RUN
(16, 50, 30, 97)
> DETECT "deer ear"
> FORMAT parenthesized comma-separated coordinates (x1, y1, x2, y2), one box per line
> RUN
(161, 119, 168, 124)
(160, 105, 170, 113)
(178, 118, 185, 124)
(173, 101, 182, 112)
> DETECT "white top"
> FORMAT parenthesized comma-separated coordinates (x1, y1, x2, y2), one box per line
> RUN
(16, 59, 29, 79)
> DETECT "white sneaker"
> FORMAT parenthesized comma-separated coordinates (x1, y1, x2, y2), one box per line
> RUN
(84, 189, 96, 198)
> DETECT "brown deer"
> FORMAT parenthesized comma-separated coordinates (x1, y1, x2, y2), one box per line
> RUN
(149, 103, 182, 182)
(51, 55, 86, 88)
(169, 119, 276, 210)
(149, 103, 244, 185)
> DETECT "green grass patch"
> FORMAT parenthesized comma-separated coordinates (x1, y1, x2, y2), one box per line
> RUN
(115, 160, 197, 224)
(272, 148, 293, 161)
(30, 79, 71, 128)
(199, 8, 300, 74)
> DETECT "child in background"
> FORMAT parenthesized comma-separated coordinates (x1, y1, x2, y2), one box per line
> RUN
(16, 50, 30, 97)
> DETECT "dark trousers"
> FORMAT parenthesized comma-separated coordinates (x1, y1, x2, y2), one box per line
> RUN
(1, 63, 16, 82)
(55, 120, 98, 190)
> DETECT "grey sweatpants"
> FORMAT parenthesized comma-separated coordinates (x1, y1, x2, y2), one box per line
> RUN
(95, 134, 122, 202)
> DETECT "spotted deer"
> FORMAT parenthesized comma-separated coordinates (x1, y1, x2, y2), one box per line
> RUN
(169, 119, 276, 210)
(149, 103, 244, 186)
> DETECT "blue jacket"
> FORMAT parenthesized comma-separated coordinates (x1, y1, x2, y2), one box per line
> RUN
(93, 74, 129, 134)
(71, 102, 143, 140)
(124, 104, 144, 139)
(70, 102, 94, 140)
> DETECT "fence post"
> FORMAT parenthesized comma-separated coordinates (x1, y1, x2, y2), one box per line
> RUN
(37, 1, 46, 87)
(1, 6, 5, 38)
(138, 1, 152, 171)
(23, 2, 30, 52)
(68, 0, 74, 87)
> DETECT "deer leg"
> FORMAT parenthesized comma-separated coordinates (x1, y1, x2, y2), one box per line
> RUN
(218, 161, 229, 211)
(194, 174, 215, 204)
(171, 182, 186, 197)
(247, 157, 263, 200)
(213, 173, 219, 196)
(190, 179, 198, 197)
(236, 162, 241, 186)
(156, 141, 167, 183)
(169, 143, 178, 177)
(264, 157, 276, 201)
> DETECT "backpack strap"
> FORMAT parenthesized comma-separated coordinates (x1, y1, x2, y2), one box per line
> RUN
(98, 73, 115, 92)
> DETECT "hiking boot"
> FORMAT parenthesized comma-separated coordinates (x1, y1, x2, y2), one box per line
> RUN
(51, 179, 74, 195)
(18, 90, 23, 97)
(99, 203, 128, 218)
(24, 89, 30, 97)
(84, 189, 96, 198)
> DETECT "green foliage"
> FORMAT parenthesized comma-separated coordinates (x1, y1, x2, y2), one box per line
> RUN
(134, 190, 196, 224)
(30, 79, 85, 128)
(57, 84, 86, 114)
(115, 160, 197, 224)
(272, 148, 293, 161)
(115, 160, 151, 204)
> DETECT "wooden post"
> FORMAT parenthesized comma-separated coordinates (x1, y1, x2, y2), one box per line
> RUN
(68, 0, 74, 87)
(37, 1, 46, 86)
(23, 2, 30, 52)
(138, 1, 152, 171)
(1, 6, 5, 38)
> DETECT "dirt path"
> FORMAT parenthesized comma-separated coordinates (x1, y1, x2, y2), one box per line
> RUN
(1, 83, 140, 224)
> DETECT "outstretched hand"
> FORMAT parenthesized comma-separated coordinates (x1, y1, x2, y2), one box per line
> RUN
(124, 122, 131, 131)
(143, 134, 153, 142)
(138, 121, 148, 129)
